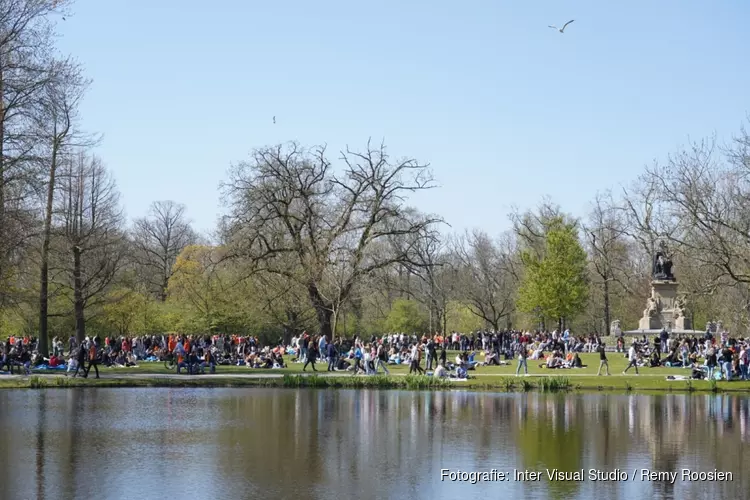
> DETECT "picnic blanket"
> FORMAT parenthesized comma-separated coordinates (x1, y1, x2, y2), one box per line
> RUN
(34, 364, 67, 371)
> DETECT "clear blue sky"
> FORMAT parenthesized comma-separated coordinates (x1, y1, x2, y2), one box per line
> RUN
(55, 0, 750, 236)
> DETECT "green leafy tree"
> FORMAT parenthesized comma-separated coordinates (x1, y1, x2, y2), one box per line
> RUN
(518, 217, 589, 330)
(384, 299, 428, 333)
(445, 301, 485, 333)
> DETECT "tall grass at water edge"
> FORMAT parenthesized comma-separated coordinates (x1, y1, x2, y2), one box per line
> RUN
(281, 374, 453, 389)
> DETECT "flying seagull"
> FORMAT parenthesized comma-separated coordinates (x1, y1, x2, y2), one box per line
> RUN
(272, 116, 276, 124)
(549, 20, 574, 33)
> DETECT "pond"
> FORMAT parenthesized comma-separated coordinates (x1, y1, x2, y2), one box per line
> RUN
(0, 389, 747, 500)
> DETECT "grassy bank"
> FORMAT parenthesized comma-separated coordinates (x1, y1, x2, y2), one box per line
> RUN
(2, 373, 750, 393)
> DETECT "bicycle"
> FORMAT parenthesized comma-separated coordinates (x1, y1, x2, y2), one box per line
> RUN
(164, 352, 176, 370)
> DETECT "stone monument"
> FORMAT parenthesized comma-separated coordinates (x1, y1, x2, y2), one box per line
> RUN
(637, 246, 692, 331)
(610, 319, 622, 336)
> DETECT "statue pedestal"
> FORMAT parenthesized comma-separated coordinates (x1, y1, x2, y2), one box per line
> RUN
(637, 280, 691, 331)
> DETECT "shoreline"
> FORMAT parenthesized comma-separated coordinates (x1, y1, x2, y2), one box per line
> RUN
(2, 373, 750, 394)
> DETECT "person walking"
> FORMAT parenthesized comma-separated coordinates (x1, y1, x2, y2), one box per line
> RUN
(597, 342, 610, 376)
(376, 342, 390, 375)
(83, 339, 100, 379)
(409, 343, 424, 374)
(515, 343, 528, 376)
(623, 341, 639, 375)
(352, 343, 364, 375)
(303, 340, 318, 372)
(71, 342, 87, 378)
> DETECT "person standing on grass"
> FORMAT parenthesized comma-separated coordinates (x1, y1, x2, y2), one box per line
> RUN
(439, 345, 447, 367)
(515, 343, 528, 376)
(425, 339, 434, 370)
(739, 344, 748, 380)
(721, 346, 733, 380)
(597, 342, 610, 376)
(326, 339, 337, 372)
(706, 348, 717, 380)
(623, 341, 639, 375)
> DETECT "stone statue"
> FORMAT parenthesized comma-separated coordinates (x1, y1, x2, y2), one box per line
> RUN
(610, 319, 622, 336)
(643, 297, 659, 318)
(652, 251, 663, 278)
(652, 249, 675, 281)
(675, 295, 686, 309)
(673, 296, 686, 319)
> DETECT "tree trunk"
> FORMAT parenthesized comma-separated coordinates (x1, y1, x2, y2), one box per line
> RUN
(308, 283, 333, 339)
(38, 141, 59, 357)
(603, 276, 611, 335)
(73, 245, 86, 342)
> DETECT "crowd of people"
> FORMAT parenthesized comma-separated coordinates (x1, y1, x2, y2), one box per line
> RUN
(615, 329, 750, 380)
(0, 327, 748, 381)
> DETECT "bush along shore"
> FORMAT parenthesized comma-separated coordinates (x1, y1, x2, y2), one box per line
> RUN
(2, 374, 750, 393)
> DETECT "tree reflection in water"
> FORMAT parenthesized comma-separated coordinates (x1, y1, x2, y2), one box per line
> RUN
(0, 389, 747, 500)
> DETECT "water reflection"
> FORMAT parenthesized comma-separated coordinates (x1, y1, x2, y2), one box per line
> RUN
(0, 389, 747, 500)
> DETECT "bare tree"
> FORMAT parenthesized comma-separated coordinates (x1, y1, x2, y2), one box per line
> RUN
(222, 140, 442, 338)
(399, 227, 454, 333)
(453, 229, 517, 331)
(0, 0, 67, 318)
(132, 200, 196, 301)
(643, 133, 750, 287)
(52, 152, 125, 341)
(583, 191, 631, 332)
(34, 58, 95, 355)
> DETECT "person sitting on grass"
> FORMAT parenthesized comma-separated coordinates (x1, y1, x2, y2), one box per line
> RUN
(176, 352, 190, 374)
(48, 354, 62, 368)
(650, 350, 661, 367)
(66, 354, 78, 376)
(571, 352, 586, 368)
(124, 352, 138, 367)
(19, 348, 31, 375)
(663, 349, 679, 367)
(272, 351, 285, 369)
(485, 349, 500, 366)
(433, 362, 448, 378)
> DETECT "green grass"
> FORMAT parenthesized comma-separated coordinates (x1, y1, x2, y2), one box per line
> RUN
(2, 352, 749, 393)
(46, 351, 707, 378)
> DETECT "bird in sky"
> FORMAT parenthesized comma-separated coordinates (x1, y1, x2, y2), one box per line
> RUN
(273, 116, 276, 124)
(549, 20, 574, 33)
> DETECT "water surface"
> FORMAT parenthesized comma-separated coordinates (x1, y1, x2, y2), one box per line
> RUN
(0, 389, 747, 500)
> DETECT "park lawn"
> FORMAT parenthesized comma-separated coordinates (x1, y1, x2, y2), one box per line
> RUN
(91, 352, 694, 377)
